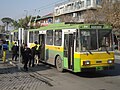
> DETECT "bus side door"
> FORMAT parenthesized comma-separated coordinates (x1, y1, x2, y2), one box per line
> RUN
(63, 29, 76, 70)
(39, 31, 46, 61)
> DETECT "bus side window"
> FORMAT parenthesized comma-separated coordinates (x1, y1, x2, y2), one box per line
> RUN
(75, 30, 79, 52)
(46, 30, 53, 45)
(54, 30, 62, 46)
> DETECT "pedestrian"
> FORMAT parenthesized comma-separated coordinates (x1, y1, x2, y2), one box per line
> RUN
(22, 44, 31, 71)
(2, 40, 8, 63)
(20, 43, 25, 63)
(11, 42, 19, 61)
(34, 41, 41, 65)
(0, 40, 3, 57)
(31, 46, 36, 67)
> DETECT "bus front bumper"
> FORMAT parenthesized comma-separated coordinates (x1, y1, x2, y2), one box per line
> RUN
(81, 66, 114, 72)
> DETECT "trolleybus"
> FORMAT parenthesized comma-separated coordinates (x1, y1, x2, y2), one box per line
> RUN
(11, 23, 115, 72)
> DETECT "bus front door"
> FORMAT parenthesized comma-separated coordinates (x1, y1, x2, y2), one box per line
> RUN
(39, 34, 45, 61)
(64, 34, 74, 70)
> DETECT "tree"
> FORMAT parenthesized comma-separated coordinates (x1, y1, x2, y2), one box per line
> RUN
(84, 0, 120, 49)
(1, 17, 14, 32)
(84, 0, 120, 29)
(18, 16, 31, 29)
(11, 16, 31, 30)
(12, 20, 19, 29)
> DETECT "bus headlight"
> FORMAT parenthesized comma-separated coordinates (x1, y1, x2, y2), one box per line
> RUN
(107, 60, 114, 64)
(83, 61, 90, 65)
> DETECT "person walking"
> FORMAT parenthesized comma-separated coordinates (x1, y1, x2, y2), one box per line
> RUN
(22, 44, 31, 71)
(11, 42, 19, 61)
(2, 40, 8, 63)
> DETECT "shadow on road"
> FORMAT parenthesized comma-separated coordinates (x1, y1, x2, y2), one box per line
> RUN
(0, 62, 52, 74)
(69, 62, 120, 78)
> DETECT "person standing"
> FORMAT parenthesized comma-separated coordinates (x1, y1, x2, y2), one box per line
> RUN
(31, 46, 36, 67)
(20, 43, 25, 64)
(0, 40, 3, 56)
(34, 41, 41, 65)
(2, 40, 8, 63)
(11, 42, 19, 61)
(22, 44, 31, 71)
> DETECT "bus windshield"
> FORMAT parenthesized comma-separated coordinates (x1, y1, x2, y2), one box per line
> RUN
(80, 29, 113, 52)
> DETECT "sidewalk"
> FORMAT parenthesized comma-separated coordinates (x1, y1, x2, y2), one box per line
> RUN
(0, 51, 23, 69)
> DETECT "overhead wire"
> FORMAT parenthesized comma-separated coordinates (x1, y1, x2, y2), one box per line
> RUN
(14, 0, 67, 20)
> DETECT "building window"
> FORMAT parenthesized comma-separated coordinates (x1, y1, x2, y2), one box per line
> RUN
(86, 0, 91, 6)
(54, 30, 62, 46)
(46, 30, 53, 45)
(75, 2, 80, 9)
(96, 0, 102, 5)
(81, 1, 84, 7)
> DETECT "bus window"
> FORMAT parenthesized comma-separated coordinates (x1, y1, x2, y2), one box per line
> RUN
(98, 30, 113, 51)
(64, 34, 69, 57)
(75, 29, 80, 52)
(54, 30, 62, 46)
(80, 30, 94, 51)
(80, 29, 113, 52)
(34, 31, 39, 42)
(29, 31, 33, 43)
(14, 32, 18, 41)
(46, 30, 53, 45)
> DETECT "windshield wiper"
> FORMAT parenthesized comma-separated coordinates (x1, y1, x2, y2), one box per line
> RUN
(101, 45, 110, 54)
(85, 47, 92, 55)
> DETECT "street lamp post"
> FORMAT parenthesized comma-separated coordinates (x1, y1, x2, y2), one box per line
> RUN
(28, 9, 36, 28)
(24, 10, 28, 16)
(33, 10, 40, 27)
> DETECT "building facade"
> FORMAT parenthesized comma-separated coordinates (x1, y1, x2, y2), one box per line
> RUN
(31, 13, 53, 28)
(54, 0, 103, 23)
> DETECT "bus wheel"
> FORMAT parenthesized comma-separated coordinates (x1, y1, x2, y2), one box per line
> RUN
(56, 56, 63, 72)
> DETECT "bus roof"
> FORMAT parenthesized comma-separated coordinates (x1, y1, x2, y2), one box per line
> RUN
(29, 23, 112, 31)
(11, 23, 112, 32)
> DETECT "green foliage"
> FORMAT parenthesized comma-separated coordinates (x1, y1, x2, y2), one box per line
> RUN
(18, 16, 31, 29)
(11, 16, 31, 30)
(1, 17, 14, 24)
(1, 17, 14, 31)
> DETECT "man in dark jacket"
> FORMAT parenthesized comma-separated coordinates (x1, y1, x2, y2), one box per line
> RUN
(31, 46, 36, 67)
(20, 43, 25, 64)
(22, 44, 31, 71)
(11, 42, 19, 61)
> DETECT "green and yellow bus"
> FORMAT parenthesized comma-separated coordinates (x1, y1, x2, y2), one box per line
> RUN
(11, 23, 115, 72)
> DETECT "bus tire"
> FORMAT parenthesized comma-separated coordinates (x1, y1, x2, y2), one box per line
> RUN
(56, 56, 63, 72)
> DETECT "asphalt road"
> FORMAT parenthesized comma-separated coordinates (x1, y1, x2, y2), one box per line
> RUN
(0, 55, 120, 90)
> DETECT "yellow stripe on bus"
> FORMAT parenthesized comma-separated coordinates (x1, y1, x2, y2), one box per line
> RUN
(46, 45, 63, 51)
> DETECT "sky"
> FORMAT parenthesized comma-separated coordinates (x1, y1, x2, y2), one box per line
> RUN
(0, 0, 66, 25)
